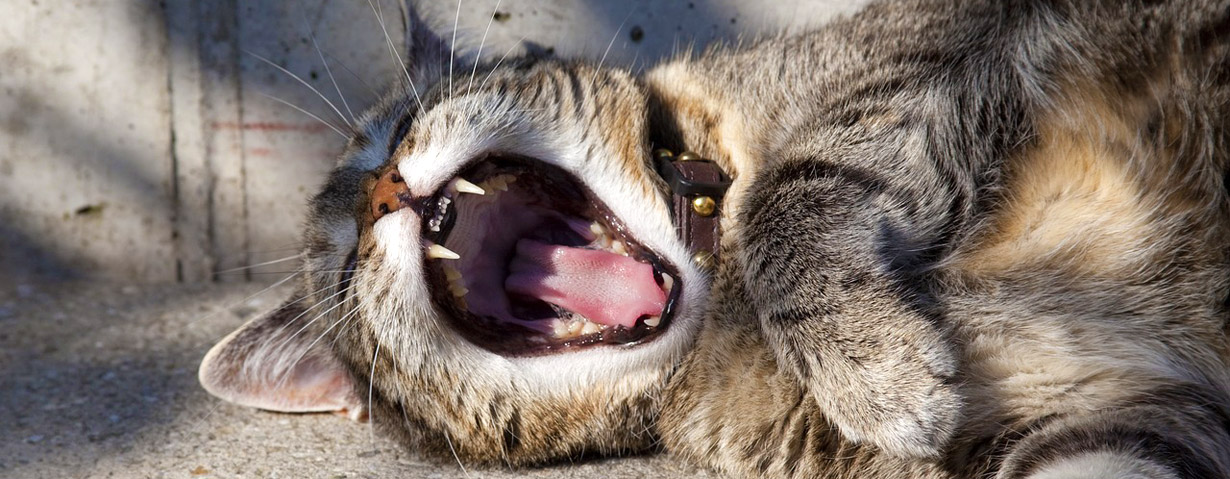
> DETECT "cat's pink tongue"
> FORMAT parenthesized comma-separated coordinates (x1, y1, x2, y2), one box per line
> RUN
(505, 239, 665, 329)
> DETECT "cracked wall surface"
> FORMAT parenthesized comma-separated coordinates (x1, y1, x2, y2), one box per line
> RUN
(0, 0, 865, 283)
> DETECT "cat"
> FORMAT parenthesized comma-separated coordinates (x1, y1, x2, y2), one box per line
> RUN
(198, 0, 1230, 477)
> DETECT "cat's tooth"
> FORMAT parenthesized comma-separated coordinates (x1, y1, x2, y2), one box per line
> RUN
(443, 264, 462, 282)
(590, 222, 604, 236)
(449, 285, 469, 298)
(568, 321, 583, 335)
(449, 178, 485, 195)
(643, 316, 661, 327)
(612, 240, 628, 256)
(425, 242, 460, 260)
(661, 274, 674, 293)
(581, 321, 602, 335)
(552, 319, 570, 338)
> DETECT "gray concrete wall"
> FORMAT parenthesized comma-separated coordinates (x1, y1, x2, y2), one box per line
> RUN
(0, 0, 866, 283)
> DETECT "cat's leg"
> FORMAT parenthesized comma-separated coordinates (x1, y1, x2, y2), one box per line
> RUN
(738, 155, 965, 458)
(997, 385, 1230, 479)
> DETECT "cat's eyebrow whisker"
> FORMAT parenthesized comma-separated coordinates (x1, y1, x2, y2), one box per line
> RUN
(258, 92, 349, 139)
(448, 0, 463, 102)
(478, 34, 529, 92)
(588, 9, 635, 92)
(309, 31, 356, 124)
(373, 0, 427, 115)
(247, 50, 352, 129)
(466, 0, 502, 99)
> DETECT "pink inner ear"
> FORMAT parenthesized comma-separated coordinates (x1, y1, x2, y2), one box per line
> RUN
(198, 301, 363, 418)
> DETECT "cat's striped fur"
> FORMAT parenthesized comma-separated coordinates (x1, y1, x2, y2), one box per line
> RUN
(200, 0, 1230, 477)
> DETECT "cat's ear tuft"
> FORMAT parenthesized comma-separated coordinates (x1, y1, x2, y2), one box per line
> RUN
(398, 0, 459, 86)
(198, 292, 363, 419)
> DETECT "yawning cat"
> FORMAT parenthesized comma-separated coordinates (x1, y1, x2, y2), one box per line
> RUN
(200, 0, 1230, 477)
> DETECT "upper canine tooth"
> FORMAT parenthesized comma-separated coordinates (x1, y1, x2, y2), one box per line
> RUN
(450, 178, 485, 195)
(612, 240, 628, 256)
(425, 242, 460, 260)
(589, 222, 604, 235)
(643, 316, 661, 327)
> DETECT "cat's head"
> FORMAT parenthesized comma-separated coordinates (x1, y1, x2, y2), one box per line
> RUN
(198, 3, 710, 465)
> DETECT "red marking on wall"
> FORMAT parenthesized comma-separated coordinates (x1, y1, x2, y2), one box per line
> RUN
(248, 147, 276, 157)
(210, 121, 330, 133)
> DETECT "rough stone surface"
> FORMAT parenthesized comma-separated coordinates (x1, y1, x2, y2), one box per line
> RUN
(0, 281, 716, 478)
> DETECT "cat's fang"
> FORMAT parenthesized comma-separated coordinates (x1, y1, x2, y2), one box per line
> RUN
(449, 178, 486, 195)
(643, 316, 661, 327)
(425, 242, 461, 260)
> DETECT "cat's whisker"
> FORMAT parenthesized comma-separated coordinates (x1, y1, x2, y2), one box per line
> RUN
(443, 430, 473, 479)
(588, 10, 634, 92)
(373, 0, 426, 114)
(367, 339, 383, 448)
(308, 29, 356, 124)
(277, 286, 374, 393)
(478, 34, 529, 92)
(181, 269, 301, 328)
(466, 0, 502, 98)
(247, 51, 352, 129)
(212, 254, 304, 276)
(448, 0, 463, 101)
(257, 92, 349, 139)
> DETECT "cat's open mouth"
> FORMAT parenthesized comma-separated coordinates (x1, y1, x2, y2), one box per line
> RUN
(419, 156, 680, 355)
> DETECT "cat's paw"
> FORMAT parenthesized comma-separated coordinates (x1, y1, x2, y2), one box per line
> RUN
(772, 319, 962, 458)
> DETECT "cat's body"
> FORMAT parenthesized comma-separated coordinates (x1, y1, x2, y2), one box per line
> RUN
(200, 0, 1230, 477)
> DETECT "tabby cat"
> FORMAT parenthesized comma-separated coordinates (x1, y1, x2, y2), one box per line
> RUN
(198, 0, 1230, 477)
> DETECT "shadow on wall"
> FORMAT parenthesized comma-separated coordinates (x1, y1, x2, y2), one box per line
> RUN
(0, 0, 860, 284)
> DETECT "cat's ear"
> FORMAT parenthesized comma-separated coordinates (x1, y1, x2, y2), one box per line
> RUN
(398, 0, 459, 86)
(198, 292, 364, 420)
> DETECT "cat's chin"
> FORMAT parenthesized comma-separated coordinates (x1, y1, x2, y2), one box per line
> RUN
(415, 156, 682, 356)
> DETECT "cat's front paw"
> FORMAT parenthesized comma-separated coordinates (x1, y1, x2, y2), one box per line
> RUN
(770, 318, 962, 458)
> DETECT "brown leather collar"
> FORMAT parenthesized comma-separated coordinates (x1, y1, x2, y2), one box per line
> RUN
(653, 149, 732, 271)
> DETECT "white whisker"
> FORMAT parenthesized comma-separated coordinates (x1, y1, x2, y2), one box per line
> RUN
(444, 430, 473, 478)
(310, 34, 356, 124)
(467, 0, 502, 97)
(247, 50, 352, 128)
(213, 254, 303, 275)
(479, 34, 529, 91)
(448, 0, 463, 100)
(257, 92, 349, 138)
(371, 0, 426, 114)
(367, 339, 382, 447)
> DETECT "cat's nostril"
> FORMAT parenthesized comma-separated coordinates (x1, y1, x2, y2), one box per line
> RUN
(370, 167, 411, 221)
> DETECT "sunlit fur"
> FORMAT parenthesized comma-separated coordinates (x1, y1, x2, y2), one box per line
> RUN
(206, 0, 1230, 477)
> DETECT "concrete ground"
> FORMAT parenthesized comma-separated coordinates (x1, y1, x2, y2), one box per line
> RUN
(0, 282, 716, 478)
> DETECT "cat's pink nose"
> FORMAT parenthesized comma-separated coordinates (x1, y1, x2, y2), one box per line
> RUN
(370, 167, 410, 222)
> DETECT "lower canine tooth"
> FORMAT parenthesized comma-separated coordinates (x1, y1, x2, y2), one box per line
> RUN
(644, 316, 661, 327)
(661, 274, 674, 292)
(612, 240, 628, 256)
